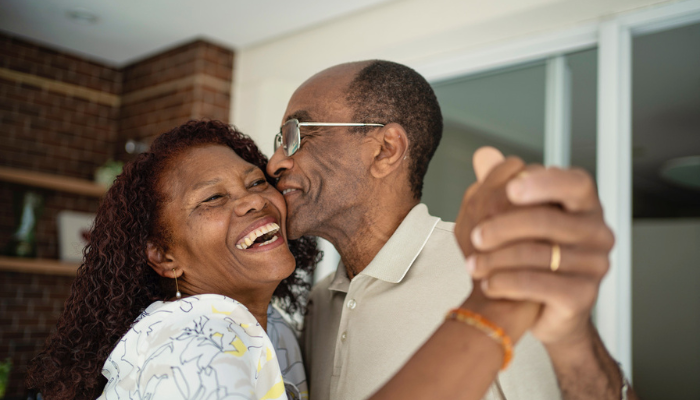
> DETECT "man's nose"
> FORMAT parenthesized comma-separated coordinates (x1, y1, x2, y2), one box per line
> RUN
(267, 146, 293, 178)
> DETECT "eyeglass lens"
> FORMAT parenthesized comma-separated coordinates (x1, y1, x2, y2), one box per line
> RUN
(282, 120, 300, 156)
(274, 133, 283, 151)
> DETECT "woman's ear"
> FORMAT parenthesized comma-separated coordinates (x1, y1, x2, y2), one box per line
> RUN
(146, 242, 177, 278)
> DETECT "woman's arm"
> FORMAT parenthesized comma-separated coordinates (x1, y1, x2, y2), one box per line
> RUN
(369, 292, 540, 400)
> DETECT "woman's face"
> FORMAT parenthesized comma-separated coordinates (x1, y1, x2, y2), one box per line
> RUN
(152, 144, 296, 300)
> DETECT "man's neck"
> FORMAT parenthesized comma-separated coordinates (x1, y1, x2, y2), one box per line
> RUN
(324, 200, 418, 279)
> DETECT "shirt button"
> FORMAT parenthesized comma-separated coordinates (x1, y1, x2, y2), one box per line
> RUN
(347, 299, 357, 309)
(341, 332, 347, 342)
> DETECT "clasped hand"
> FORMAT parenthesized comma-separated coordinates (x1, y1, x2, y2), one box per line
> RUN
(455, 147, 614, 348)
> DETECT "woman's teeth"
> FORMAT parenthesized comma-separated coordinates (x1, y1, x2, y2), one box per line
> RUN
(236, 223, 280, 250)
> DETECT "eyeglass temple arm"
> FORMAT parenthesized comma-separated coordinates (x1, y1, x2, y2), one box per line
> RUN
(297, 122, 384, 127)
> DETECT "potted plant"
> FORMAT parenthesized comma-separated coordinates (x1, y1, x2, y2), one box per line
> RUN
(0, 358, 11, 399)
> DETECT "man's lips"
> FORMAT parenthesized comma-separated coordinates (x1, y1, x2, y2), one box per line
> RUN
(276, 177, 303, 198)
(281, 188, 300, 196)
(235, 216, 281, 250)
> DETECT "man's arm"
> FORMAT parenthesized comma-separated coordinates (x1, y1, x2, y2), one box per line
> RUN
(547, 321, 638, 400)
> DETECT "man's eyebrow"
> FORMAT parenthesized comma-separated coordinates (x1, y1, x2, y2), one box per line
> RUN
(285, 110, 313, 123)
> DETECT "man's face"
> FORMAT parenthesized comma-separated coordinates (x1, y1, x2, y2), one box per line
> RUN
(266, 66, 370, 240)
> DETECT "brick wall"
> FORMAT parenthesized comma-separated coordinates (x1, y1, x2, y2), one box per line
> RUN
(0, 33, 234, 399)
(0, 272, 75, 399)
(118, 40, 233, 159)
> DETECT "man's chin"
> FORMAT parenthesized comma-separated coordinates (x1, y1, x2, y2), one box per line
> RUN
(286, 212, 320, 240)
(285, 217, 304, 240)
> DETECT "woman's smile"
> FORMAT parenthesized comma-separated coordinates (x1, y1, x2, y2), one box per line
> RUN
(235, 216, 285, 251)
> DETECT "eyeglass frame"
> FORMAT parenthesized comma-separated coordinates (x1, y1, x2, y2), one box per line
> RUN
(274, 118, 385, 157)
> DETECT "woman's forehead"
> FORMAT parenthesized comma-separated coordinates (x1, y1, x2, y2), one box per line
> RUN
(162, 145, 260, 193)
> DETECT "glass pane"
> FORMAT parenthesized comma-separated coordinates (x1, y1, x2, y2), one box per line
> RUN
(425, 62, 546, 221)
(568, 48, 598, 178)
(632, 22, 700, 399)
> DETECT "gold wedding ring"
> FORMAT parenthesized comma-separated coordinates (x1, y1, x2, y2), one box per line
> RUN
(550, 243, 561, 272)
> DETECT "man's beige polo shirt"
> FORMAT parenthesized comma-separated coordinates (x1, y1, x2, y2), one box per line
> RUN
(303, 204, 561, 400)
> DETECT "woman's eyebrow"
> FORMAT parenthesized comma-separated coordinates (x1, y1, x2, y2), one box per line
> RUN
(190, 167, 258, 191)
(191, 178, 222, 191)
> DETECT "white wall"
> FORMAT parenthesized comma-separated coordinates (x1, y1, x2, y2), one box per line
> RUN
(231, 0, 673, 155)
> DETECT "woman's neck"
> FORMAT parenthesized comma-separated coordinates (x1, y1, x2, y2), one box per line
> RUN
(223, 288, 274, 331)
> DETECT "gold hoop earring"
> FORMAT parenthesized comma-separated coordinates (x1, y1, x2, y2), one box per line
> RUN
(173, 268, 182, 299)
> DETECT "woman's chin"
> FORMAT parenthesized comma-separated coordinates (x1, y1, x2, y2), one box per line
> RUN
(243, 245, 297, 280)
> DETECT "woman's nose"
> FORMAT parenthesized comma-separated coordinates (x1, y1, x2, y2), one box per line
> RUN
(267, 146, 293, 178)
(233, 193, 267, 217)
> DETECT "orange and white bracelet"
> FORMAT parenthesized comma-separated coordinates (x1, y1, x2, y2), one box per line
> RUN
(445, 308, 514, 370)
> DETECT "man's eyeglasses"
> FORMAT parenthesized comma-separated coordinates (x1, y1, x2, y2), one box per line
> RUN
(274, 119, 384, 157)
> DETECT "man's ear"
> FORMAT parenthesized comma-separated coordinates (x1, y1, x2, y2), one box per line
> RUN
(369, 123, 409, 179)
(146, 242, 178, 278)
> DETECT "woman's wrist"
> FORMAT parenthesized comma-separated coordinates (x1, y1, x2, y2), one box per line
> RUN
(459, 296, 540, 343)
(446, 308, 514, 370)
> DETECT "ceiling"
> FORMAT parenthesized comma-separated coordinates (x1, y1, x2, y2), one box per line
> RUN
(431, 22, 700, 218)
(0, 0, 394, 66)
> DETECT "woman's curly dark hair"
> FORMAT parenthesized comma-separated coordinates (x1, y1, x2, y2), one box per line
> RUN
(27, 120, 321, 400)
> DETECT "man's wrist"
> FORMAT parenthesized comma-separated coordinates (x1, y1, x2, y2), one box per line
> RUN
(545, 321, 623, 400)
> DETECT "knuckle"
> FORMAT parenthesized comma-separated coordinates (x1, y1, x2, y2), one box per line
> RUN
(504, 156, 525, 169)
(604, 226, 616, 250)
(595, 223, 615, 249)
(599, 256, 611, 277)
(570, 168, 596, 207)
(584, 253, 610, 279)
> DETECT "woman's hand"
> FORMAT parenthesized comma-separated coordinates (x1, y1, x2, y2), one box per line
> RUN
(453, 147, 540, 342)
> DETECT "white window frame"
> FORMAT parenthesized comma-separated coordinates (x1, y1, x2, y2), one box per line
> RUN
(414, 0, 700, 380)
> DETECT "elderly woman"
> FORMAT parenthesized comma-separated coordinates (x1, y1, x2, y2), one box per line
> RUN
(29, 120, 534, 400)
(29, 121, 319, 399)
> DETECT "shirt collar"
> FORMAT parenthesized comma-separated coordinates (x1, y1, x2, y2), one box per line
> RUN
(359, 203, 440, 284)
(328, 259, 351, 293)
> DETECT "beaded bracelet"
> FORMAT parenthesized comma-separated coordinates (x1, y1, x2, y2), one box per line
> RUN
(445, 308, 513, 370)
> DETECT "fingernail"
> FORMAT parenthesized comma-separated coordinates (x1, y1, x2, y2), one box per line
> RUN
(517, 170, 530, 179)
(481, 279, 489, 292)
(465, 256, 476, 275)
(471, 226, 483, 249)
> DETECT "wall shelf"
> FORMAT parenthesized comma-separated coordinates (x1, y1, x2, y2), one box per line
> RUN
(0, 166, 106, 197)
(0, 256, 79, 276)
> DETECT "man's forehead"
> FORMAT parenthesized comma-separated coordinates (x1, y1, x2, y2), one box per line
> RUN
(284, 110, 313, 123)
(282, 62, 371, 124)
(283, 85, 350, 124)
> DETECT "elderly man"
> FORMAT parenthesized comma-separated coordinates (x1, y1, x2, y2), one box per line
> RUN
(267, 60, 635, 400)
